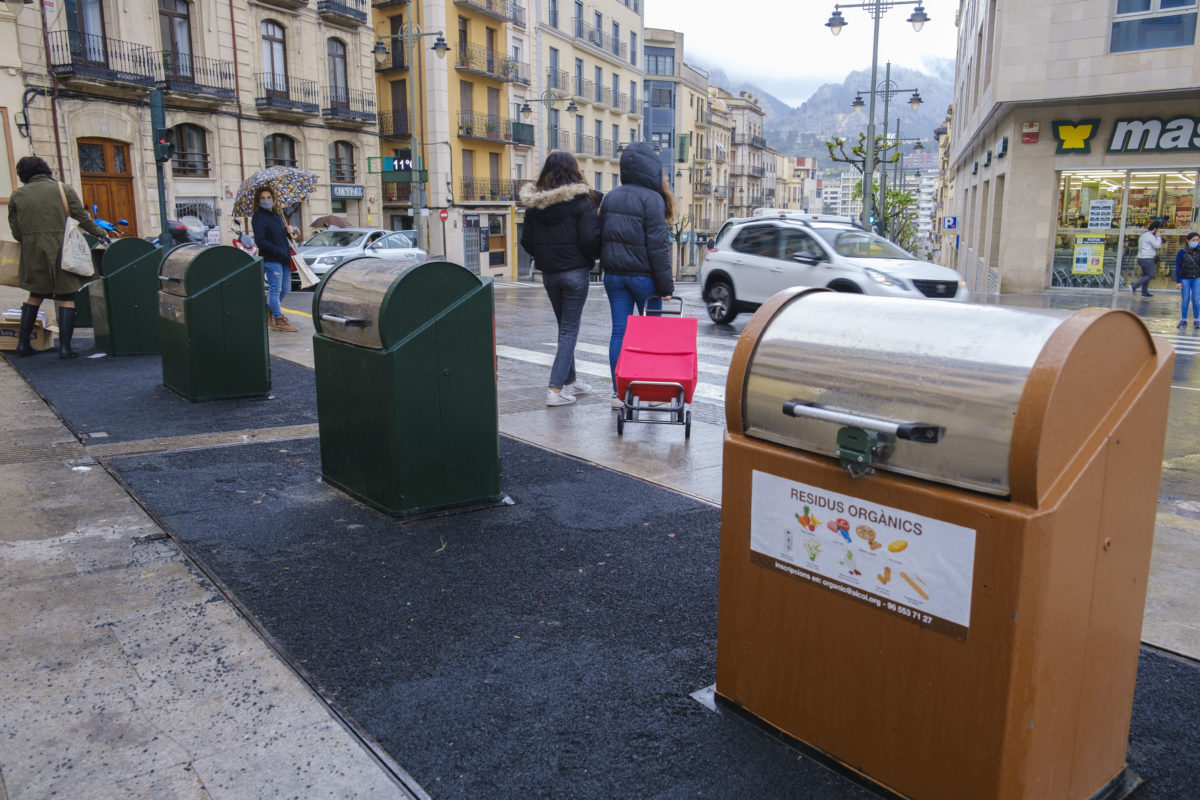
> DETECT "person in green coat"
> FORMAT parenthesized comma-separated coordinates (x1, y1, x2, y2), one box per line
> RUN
(8, 156, 109, 358)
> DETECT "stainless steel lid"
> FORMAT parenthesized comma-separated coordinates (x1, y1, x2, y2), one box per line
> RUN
(157, 244, 206, 296)
(314, 256, 418, 349)
(741, 292, 1070, 496)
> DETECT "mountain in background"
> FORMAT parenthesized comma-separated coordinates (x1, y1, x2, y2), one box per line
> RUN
(700, 59, 955, 170)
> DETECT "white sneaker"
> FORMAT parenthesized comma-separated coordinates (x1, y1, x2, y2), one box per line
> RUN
(546, 390, 577, 406)
(565, 380, 592, 396)
(610, 393, 625, 409)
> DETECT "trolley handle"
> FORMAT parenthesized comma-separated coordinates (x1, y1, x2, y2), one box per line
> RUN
(645, 296, 684, 317)
(782, 401, 942, 443)
(319, 314, 366, 327)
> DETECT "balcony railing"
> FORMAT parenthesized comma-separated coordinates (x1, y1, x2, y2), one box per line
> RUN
(751, 165, 765, 178)
(610, 88, 627, 111)
(378, 108, 411, 138)
(572, 75, 593, 101)
(628, 95, 638, 115)
(545, 127, 571, 151)
(255, 73, 320, 114)
(455, 43, 527, 83)
(317, 0, 368, 24)
(573, 133, 592, 155)
(330, 163, 358, 183)
(323, 86, 376, 122)
(713, 186, 728, 198)
(458, 111, 514, 142)
(697, 147, 713, 161)
(48, 31, 156, 87)
(460, 177, 517, 202)
(170, 150, 210, 176)
(751, 135, 767, 149)
(696, 217, 713, 231)
(694, 183, 712, 196)
(452, 0, 525, 27)
(512, 122, 535, 146)
(156, 52, 236, 99)
(574, 20, 627, 60)
(545, 68, 569, 92)
(372, 0, 408, 6)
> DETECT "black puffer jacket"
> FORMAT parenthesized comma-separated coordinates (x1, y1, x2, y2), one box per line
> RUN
(599, 141, 673, 297)
(519, 183, 601, 274)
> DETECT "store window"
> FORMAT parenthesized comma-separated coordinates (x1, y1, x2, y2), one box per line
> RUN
(1111, 0, 1198, 52)
(1052, 169, 1199, 289)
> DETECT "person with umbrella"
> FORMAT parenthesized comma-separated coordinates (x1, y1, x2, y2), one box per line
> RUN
(252, 185, 298, 332)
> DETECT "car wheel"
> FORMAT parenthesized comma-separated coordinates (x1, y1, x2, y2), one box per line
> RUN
(705, 279, 738, 324)
(828, 280, 864, 293)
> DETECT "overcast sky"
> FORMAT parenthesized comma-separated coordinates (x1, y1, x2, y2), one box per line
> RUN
(643, 0, 959, 106)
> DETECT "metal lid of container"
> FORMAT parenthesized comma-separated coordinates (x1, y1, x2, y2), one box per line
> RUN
(157, 244, 258, 296)
(314, 257, 485, 350)
(735, 290, 1071, 496)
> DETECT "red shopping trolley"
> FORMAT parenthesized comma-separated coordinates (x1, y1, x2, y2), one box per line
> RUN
(614, 297, 698, 439)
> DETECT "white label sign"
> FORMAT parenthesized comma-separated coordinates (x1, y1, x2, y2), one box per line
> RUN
(1088, 199, 1114, 229)
(749, 471, 977, 639)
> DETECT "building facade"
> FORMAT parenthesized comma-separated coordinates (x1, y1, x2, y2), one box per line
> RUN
(718, 87, 766, 217)
(951, 0, 1200, 293)
(10, 0, 380, 242)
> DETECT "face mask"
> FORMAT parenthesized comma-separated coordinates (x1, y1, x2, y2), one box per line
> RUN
(259, 198, 274, 210)
(1190, 241, 1199, 249)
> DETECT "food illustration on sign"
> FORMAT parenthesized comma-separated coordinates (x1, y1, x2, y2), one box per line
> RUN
(796, 506, 821, 532)
(901, 571, 930, 600)
(803, 537, 821, 562)
(856, 523, 883, 550)
(888, 539, 908, 553)
(878, 566, 892, 585)
(839, 549, 862, 576)
(828, 518, 852, 543)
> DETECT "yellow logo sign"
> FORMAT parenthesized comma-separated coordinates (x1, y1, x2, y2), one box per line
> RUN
(1052, 120, 1101, 154)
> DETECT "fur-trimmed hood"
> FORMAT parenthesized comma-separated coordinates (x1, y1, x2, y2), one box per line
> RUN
(519, 182, 593, 210)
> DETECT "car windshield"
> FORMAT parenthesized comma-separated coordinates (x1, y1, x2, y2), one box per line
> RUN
(303, 231, 366, 248)
(812, 228, 915, 260)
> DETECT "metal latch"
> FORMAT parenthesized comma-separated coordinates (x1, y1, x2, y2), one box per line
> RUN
(782, 401, 943, 478)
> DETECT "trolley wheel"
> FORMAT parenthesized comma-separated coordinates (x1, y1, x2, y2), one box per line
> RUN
(685, 410, 692, 439)
(617, 408, 625, 435)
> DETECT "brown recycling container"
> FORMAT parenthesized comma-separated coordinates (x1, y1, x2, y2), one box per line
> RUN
(716, 288, 1173, 800)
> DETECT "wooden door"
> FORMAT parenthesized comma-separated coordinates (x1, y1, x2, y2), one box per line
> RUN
(77, 138, 137, 237)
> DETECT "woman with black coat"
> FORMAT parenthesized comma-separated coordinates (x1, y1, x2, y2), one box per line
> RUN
(598, 140, 675, 408)
(520, 151, 602, 407)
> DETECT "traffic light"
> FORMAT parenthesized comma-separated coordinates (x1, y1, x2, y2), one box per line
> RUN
(149, 89, 174, 164)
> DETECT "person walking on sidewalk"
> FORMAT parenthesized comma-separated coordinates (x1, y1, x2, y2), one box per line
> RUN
(7, 156, 110, 358)
(1132, 221, 1163, 297)
(1176, 232, 1200, 329)
(598, 141, 674, 409)
(251, 186, 298, 332)
(519, 151, 602, 407)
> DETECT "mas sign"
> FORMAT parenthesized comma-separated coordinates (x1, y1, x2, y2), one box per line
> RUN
(1107, 117, 1200, 153)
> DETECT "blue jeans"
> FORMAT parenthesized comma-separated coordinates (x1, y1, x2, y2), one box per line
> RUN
(543, 268, 590, 389)
(264, 261, 289, 317)
(604, 273, 662, 393)
(1182, 276, 1200, 322)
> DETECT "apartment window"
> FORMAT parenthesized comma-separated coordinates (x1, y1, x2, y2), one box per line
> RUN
(612, 72, 619, 106)
(575, 57, 584, 95)
(264, 134, 297, 167)
(645, 50, 674, 76)
(1111, 0, 1198, 52)
(630, 32, 637, 66)
(170, 124, 209, 176)
(575, 114, 584, 154)
(329, 140, 356, 183)
(262, 20, 287, 94)
(574, 1, 583, 37)
(159, 0, 193, 78)
(651, 87, 673, 108)
(327, 38, 348, 106)
(595, 171, 602, 187)
(548, 0, 558, 27)
(595, 119, 602, 155)
(76, 0, 106, 63)
(612, 22, 620, 56)
(595, 66, 603, 103)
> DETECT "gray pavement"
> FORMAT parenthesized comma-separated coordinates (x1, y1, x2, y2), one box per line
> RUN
(1, 276, 1198, 799)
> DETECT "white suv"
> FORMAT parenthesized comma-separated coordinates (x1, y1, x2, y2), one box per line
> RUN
(699, 215, 968, 323)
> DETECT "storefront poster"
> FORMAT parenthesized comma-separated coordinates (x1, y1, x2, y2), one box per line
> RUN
(1088, 199, 1114, 229)
(1072, 236, 1106, 274)
(749, 471, 976, 640)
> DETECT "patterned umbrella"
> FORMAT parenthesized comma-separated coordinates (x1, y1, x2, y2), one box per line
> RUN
(232, 166, 319, 217)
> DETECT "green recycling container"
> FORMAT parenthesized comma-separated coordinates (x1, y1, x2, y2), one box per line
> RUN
(313, 257, 502, 516)
(157, 244, 269, 401)
(90, 237, 163, 355)
(72, 235, 106, 329)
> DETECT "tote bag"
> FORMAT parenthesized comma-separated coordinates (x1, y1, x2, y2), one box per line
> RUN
(57, 183, 95, 277)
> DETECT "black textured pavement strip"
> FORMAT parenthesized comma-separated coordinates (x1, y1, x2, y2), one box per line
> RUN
(105, 436, 1200, 800)
(8, 337, 318, 443)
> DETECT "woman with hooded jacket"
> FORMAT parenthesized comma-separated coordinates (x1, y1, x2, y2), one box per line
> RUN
(599, 140, 675, 408)
(519, 151, 601, 406)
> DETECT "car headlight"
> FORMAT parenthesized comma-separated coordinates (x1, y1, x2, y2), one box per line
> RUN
(315, 255, 345, 267)
(864, 267, 908, 289)
(958, 280, 967, 289)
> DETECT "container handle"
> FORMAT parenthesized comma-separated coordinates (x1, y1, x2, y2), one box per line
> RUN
(782, 401, 942, 443)
(319, 314, 366, 327)
(157, 275, 182, 283)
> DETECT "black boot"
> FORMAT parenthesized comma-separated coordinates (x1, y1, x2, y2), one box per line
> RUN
(14, 303, 41, 357)
(57, 306, 79, 359)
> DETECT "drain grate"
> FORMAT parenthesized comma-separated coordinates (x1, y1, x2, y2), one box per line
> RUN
(0, 427, 85, 465)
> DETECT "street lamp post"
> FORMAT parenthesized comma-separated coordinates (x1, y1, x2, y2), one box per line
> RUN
(519, 90, 578, 164)
(826, 0, 929, 232)
(373, 27, 450, 253)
